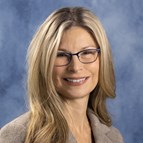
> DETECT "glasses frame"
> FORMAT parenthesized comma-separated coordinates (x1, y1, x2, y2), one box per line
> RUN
(55, 48, 100, 67)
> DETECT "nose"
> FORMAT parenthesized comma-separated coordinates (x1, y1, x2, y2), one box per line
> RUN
(67, 55, 82, 73)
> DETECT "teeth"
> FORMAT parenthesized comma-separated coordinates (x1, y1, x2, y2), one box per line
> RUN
(66, 78, 86, 83)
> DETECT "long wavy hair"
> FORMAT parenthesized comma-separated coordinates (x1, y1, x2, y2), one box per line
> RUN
(25, 7, 115, 143)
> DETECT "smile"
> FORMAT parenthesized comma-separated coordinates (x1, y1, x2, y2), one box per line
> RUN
(65, 78, 86, 83)
(63, 77, 89, 86)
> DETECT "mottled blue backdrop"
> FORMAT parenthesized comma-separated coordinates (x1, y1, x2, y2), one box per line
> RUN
(0, 0, 143, 142)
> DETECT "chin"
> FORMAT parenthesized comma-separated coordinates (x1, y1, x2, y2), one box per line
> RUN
(59, 90, 90, 100)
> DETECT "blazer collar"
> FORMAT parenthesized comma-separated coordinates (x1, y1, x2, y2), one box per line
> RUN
(87, 109, 113, 143)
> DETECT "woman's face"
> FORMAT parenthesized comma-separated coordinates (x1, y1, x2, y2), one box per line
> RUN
(53, 26, 99, 100)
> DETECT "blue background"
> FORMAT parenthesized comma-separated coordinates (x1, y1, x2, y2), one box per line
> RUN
(0, 0, 143, 142)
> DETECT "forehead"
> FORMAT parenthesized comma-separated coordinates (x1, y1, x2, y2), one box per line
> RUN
(59, 26, 98, 51)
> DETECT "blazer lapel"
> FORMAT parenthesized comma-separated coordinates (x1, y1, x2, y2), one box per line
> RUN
(87, 109, 113, 143)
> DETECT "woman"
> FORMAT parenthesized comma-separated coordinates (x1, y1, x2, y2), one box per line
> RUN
(0, 7, 124, 143)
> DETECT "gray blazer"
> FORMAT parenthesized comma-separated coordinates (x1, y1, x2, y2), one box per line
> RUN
(0, 109, 124, 143)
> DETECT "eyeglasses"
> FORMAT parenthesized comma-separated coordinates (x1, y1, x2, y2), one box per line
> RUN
(55, 48, 100, 67)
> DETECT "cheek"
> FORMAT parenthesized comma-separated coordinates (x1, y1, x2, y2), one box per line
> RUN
(53, 68, 59, 84)
(91, 59, 100, 83)
(52, 67, 64, 87)
(92, 58, 99, 74)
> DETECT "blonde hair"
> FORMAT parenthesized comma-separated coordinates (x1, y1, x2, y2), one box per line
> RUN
(25, 7, 115, 143)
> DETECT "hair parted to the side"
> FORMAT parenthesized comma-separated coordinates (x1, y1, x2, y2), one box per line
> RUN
(25, 7, 115, 143)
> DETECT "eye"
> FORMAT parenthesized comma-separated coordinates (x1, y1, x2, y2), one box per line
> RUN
(57, 52, 71, 60)
(57, 52, 68, 57)
(81, 50, 96, 55)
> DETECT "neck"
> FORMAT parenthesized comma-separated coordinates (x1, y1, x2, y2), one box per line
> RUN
(63, 96, 89, 131)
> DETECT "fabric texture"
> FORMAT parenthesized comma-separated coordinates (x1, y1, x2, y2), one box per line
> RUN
(0, 109, 124, 143)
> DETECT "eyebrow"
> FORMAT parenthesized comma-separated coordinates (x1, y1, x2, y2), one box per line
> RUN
(58, 46, 97, 52)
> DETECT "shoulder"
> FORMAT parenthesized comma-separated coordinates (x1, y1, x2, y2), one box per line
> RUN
(0, 112, 30, 143)
(87, 109, 124, 143)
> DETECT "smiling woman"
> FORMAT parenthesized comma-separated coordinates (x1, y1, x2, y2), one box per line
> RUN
(0, 7, 124, 143)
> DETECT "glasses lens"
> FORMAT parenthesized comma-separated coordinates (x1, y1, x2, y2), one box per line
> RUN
(55, 52, 70, 66)
(79, 49, 99, 63)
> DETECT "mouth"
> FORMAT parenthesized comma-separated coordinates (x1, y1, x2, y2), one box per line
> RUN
(63, 77, 89, 86)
